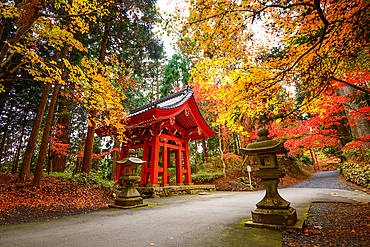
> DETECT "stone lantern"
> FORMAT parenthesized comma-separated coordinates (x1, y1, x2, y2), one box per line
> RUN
(241, 128, 297, 226)
(114, 149, 147, 208)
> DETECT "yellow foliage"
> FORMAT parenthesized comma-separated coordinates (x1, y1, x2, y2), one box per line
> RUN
(0, 2, 20, 19)
(65, 55, 133, 142)
(0, 0, 129, 141)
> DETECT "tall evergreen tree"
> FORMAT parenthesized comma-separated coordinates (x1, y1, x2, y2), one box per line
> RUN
(160, 54, 190, 98)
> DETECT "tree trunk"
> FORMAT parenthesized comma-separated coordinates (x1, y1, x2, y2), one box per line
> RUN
(222, 125, 229, 154)
(231, 133, 237, 155)
(110, 138, 120, 180)
(81, 15, 112, 174)
(239, 134, 248, 148)
(81, 109, 97, 174)
(33, 46, 68, 186)
(52, 110, 70, 172)
(309, 149, 316, 170)
(314, 150, 320, 169)
(12, 127, 25, 174)
(33, 83, 61, 186)
(194, 140, 198, 174)
(75, 157, 82, 175)
(73, 138, 83, 175)
(219, 125, 226, 177)
(17, 50, 62, 182)
(339, 86, 370, 148)
(202, 139, 208, 163)
(47, 141, 53, 173)
(156, 66, 160, 101)
(17, 83, 51, 181)
(334, 117, 352, 148)
(0, 128, 8, 164)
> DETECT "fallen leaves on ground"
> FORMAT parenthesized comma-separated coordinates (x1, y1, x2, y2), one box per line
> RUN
(283, 202, 370, 247)
(0, 174, 114, 226)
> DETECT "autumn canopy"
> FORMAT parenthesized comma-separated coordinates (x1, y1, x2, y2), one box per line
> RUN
(176, 0, 369, 135)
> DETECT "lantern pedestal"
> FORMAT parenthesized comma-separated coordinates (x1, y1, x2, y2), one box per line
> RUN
(251, 207, 297, 226)
(251, 169, 297, 226)
(114, 176, 144, 207)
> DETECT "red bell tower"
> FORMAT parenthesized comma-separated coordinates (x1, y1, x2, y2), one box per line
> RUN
(96, 87, 216, 186)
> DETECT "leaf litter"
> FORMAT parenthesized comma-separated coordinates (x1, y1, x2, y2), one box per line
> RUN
(283, 202, 370, 246)
(0, 174, 114, 226)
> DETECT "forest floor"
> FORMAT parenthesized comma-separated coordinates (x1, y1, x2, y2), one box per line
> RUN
(283, 170, 370, 247)
(283, 202, 370, 247)
(0, 174, 114, 226)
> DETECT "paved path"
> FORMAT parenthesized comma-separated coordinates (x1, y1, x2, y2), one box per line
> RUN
(1, 171, 370, 247)
(291, 170, 349, 189)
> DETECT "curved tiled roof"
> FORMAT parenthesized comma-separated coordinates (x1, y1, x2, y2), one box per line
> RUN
(96, 86, 216, 139)
(129, 86, 193, 117)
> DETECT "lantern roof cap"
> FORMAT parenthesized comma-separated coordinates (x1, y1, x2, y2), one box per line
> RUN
(117, 149, 147, 166)
(241, 128, 288, 155)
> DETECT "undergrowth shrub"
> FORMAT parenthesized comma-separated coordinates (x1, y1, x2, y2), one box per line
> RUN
(343, 147, 370, 164)
(301, 155, 312, 165)
(47, 172, 117, 190)
(191, 170, 223, 183)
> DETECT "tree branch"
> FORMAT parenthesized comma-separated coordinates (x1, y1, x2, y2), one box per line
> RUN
(0, 62, 30, 78)
(331, 76, 370, 95)
(188, 2, 314, 25)
(40, 10, 99, 19)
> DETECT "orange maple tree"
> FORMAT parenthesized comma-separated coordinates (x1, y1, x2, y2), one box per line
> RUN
(175, 0, 369, 136)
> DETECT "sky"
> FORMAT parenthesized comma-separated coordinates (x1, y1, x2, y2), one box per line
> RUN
(154, 0, 188, 58)
(154, 0, 268, 59)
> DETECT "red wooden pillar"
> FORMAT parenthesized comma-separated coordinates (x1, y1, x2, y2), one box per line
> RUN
(184, 137, 192, 184)
(176, 143, 183, 184)
(140, 140, 149, 185)
(162, 140, 168, 185)
(150, 128, 160, 184)
(116, 145, 129, 184)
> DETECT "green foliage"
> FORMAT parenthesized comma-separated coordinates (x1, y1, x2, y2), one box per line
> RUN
(47, 172, 117, 190)
(323, 146, 341, 157)
(47, 172, 74, 180)
(301, 155, 312, 165)
(16, 184, 24, 189)
(93, 157, 112, 180)
(122, 81, 147, 109)
(191, 170, 223, 183)
(283, 155, 298, 162)
(160, 54, 190, 97)
(277, 156, 307, 177)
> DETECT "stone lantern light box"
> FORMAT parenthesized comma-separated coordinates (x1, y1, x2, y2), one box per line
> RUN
(241, 128, 298, 227)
